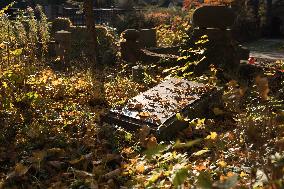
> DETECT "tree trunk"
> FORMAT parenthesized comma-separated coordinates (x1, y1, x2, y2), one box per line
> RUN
(84, 0, 98, 63)
(266, 0, 272, 24)
(84, 0, 108, 107)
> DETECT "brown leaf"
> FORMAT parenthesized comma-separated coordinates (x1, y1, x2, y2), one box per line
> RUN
(255, 76, 269, 100)
(47, 161, 65, 169)
(47, 148, 65, 157)
(146, 135, 158, 150)
(6, 163, 31, 180)
(138, 125, 151, 147)
(74, 170, 95, 179)
(103, 169, 121, 180)
(32, 150, 47, 163)
(128, 102, 143, 110)
(69, 156, 84, 165)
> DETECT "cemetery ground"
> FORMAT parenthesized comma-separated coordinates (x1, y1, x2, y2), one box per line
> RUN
(0, 49, 283, 189)
(0, 5, 284, 189)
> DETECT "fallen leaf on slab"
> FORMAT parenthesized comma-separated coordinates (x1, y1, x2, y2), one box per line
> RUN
(138, 112, 152, 118)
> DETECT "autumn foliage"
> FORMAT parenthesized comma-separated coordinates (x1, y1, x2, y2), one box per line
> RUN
(183, 0, 234, 10)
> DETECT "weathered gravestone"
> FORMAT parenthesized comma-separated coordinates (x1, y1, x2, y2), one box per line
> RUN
(104, 78, 221, 139)
(120, 28, 180, 64)
(54, 30, 72, 63)
(120, 29, 141, 63)
(189, 6, 250, 77)
(139, 29, 157, 48)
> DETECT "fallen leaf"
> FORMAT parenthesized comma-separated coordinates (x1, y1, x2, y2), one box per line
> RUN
(103, 169, 121, 180)
(195, 164, 207, 171)
(193, 149, 210, 156)
(14, 163, 30, 176)
(213, 108, 224, 116)
(205, 132, 218, 140)
(240, 171, 248, 178)
(218, 160, 227, 168)
(48, 161, 65, 169)
(146, 135, 158, 150)
(173, 139, 201, 149)
(138, 112, 151, 118)
(136, 163, 145, 173)
(197, 171, 212, 189)
(74, 170, 95, 179)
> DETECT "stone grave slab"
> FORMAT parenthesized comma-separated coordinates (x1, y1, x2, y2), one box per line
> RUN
(104, 78, 221, 139)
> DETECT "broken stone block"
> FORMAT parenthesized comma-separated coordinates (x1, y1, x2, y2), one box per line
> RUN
(121, 29, 140, 41)
(139, 29, 157, 48)
(104, 78, 221, 139)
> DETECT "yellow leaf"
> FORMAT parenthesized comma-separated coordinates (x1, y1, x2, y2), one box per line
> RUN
(11, 48, 23, 56)
(146, 173, 161, 186)
(193, 149, 210, 156)
(2, 82, 8, 88)
(205, 132, 218, 140)
(240, 171, 248, 178)
(136, 163, 145, 173)
(197, 118, 205, 126)
(0, 43, 5, 49)
(218, 161, 227, 168)
(69, 156, 84, 165)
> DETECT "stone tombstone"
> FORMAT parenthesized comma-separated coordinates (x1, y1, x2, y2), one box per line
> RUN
(190, 6, 250, 76)
(193, 6, 235, 29)
(139, 29, 157, 48)
(120, 29, 141, 62)
(55, 30, 72, 62)
(104, 78, 221, 139)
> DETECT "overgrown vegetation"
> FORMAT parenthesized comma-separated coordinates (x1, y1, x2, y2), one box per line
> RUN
(0, 2, 283, 189)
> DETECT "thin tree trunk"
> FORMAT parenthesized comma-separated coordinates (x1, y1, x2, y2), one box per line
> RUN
(84, 0, 98, 63)
(84, 0, 108, 107)
(266, 0, 272, 24)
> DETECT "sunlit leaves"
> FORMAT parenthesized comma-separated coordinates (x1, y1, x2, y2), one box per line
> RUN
(205, 132, 218, 140)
